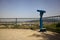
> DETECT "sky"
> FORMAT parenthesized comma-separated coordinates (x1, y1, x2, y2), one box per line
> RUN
(0, 0, 60, 18)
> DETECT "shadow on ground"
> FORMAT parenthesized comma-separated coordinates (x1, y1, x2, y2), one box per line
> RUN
(28, 32, 60, 40)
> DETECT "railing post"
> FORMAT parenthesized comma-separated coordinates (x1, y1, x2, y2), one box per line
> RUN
(16, 18, 17, 27)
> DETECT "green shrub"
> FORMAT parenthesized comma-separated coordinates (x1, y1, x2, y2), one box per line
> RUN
(44, 23, 60, 33)
(56, 23, 60, 33)
(56, 23, 60, 27)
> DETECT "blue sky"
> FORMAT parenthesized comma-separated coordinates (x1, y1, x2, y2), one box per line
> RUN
(0, 0, 60, 18)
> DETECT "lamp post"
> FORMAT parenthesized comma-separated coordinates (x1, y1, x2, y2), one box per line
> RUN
(37, 10, 46, 32)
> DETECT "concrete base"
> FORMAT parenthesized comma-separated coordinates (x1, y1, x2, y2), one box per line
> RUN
(39, 28, 46, 32)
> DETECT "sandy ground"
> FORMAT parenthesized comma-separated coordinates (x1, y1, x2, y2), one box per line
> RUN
(0, 29, 60, 40)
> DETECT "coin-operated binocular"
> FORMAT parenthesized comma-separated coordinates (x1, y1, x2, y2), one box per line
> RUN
(37, 10, 46, 32)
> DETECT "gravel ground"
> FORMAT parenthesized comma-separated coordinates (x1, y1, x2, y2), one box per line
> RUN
(0, 29, 60, 40)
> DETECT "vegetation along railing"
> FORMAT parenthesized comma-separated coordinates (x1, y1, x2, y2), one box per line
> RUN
(0, 15, 60, 33)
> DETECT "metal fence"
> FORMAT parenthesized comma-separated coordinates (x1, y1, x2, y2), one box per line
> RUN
(0, 18, 39, 28)
(0, 18, 39, 24)
(0, 15, 60, 28)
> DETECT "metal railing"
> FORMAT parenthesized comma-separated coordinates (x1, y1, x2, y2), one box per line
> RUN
(0, 15, 60, 28)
